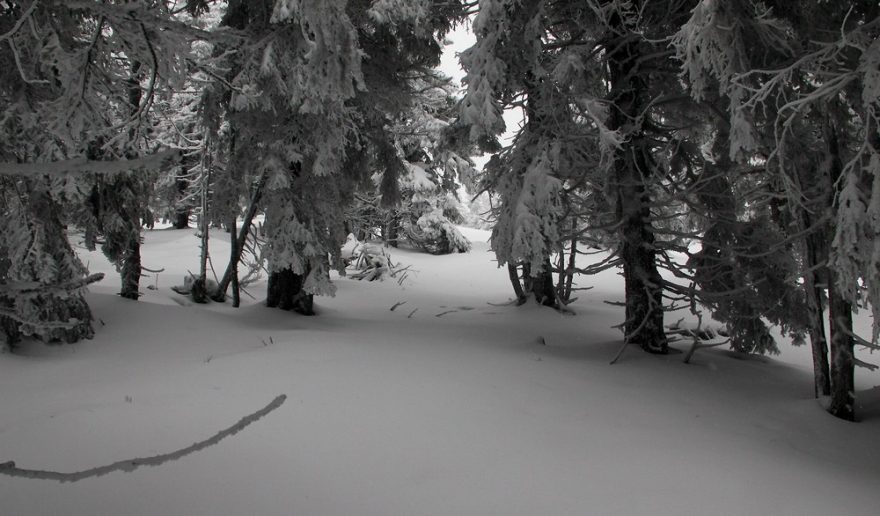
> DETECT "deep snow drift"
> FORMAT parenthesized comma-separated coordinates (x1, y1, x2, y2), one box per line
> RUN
(1, 227, 879, 515)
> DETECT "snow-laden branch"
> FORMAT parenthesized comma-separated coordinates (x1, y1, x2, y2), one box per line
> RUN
(0, 150, 181, 178)
(0, 394, 287, 483)
(1, 273, 105, 299)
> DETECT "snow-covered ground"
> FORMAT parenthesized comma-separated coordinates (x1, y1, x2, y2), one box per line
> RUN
(1, 227, 879, 515)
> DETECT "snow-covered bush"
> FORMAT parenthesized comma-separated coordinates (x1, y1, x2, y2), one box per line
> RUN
(342, 235, 409, 283)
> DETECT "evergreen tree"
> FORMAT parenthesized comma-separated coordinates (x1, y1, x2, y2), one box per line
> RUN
(674, 0, 880, 419)
(348, 77, 475, 255)
(209, 0, 469, 313)
(0, 1, 199, 339)
(460, 1, 700, 345)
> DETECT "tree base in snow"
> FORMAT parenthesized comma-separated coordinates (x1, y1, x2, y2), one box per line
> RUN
(266, 269, 314, 315)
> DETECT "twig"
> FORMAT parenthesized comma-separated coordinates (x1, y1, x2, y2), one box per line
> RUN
(435, 310, 457, 317)
(390, 301, 407, 311)
(0, 394, 287, 483)
(2, 273, 105, 297)
(487, 299, 518, 307)
(609, 340, 631, 365)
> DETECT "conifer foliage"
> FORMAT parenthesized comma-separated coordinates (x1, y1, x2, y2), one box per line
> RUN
(0, 1, 198, 341)
(459, 0, 880, 420)
(2, 0, 879, 422)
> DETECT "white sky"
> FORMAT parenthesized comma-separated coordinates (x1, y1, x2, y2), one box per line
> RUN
(439, 22, 476, 89)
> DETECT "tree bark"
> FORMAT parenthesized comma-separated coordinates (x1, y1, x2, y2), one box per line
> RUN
(266, 268, 314, 315)
(228, 217, 241, 308)
(822, 112, 848, 410)
(384, 215, 400, 248)
(118, 229, 141, 300)
(214, 172, 267, 301)
(605, 6, 667, 354)
(619, 199, 667, 353)
(802, 221, 831, 397)
(507, 263, 527, 305)
(531, 257, 557, 307)
(827, 272, 855, 421)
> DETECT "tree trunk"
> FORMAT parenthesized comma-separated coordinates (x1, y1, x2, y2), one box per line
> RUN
(802, 224, 831, 397)
(385, 215, 400, 248)
(508, 263, 527, 305)
(266, 268, 314, 315)
(118, 229, 141, 300)
(172, 170, 191, 229)
(229, 217, 241, 308)
(823, 112, 849, 411)
(118, 61, 144, 299)
(214, 172, 267, 301)
(620, 202, 667, 353)
(531, 257, 557, 307)
(606, 7, 667, 354)
(172, 207, 189, 229)
(563, 236, 577, 302)
(827, 272, 855, 421)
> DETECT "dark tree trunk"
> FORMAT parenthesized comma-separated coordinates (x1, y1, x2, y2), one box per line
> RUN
(822, 114, 848, 409)
(229, 217, 241, 307)
(214, 172, 267, 302)
(827, 272, 854, 421)
(619, 202, 667, 353)
(385, 215, 400, 248)
(117, 61, 144, 299)
(172, 206, 190, 229)
(531, 258, 557, 307)
(606, 7, 667, 354)
(508, 263, 528, 305)
(803, 222, 831, 397)
(118, 230, 141, 300)
(266, 268, 314, 315)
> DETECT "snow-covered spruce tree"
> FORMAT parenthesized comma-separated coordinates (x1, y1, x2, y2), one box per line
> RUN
(0, 182, 96, 343)
(349, 77, 475, 255)
(212, 0, 469, 314)
(151, 5, 228, 232)
(460, 1, 700, 345)
(662, 80, 812, 357)
(458, 0, 577, 308)
(674, 0, 880, 419)
(0, 1, 198, 339)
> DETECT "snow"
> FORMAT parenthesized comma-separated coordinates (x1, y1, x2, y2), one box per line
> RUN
(2, 226, 880, 515)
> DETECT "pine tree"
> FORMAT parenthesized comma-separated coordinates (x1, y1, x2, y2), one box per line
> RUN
(674, 0, 880, 419)
(0, 1, 199, 340)
(460, 1, 700, 344)
(207, 0, 470, 313)
(348, 77, 475, 255)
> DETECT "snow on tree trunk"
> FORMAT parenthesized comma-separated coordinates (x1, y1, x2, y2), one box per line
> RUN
(266, 268, 314, 316)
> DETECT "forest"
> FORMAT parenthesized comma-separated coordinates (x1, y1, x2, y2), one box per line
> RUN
(1, 1, 879, 422)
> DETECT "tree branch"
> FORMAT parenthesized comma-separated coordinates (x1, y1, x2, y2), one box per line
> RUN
(0, 394, 287, 483)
